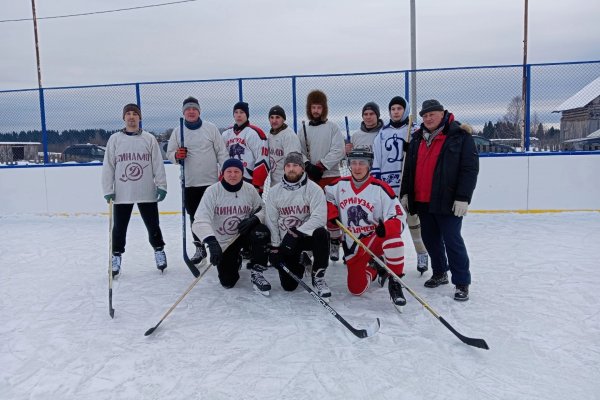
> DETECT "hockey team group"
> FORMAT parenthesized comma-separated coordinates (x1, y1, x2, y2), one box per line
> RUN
(101, 89, 479, 313)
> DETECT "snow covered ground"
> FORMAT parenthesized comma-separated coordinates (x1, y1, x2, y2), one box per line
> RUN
(1, 212, 599, 400)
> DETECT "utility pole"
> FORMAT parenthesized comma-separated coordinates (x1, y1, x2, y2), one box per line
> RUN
(410, 0, 417, 120)
(521, 0, 529, 151)
(31, 0, 48, 163)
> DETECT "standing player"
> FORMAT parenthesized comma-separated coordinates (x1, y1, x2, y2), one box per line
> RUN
(345, 101, 384, 154)
(266, 105, 302, 187)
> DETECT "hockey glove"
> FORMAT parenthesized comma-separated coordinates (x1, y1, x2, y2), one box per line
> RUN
(175, 146, 187, 161)
(156, 188, 167, 202)
(237, 215, 260, 236)
(204, 236, 222, 266)
(104, 193, 115, 203)
(305, 162, 324, 181)
(280, 227, 304, 255)
(452, 200, 469, 217)
(375, 219, 386, 238)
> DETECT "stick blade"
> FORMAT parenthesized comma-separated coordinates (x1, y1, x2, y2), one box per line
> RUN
(353, 318, 381, 339)
(439, 317, 489, 350)
(144, 326, 157, 336)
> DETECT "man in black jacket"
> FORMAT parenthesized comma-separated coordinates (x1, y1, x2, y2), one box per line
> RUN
(400, 100, 479, 301)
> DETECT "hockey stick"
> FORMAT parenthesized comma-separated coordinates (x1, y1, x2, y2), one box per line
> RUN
(274, 262, 380, 339)
(145, 206, 262, 336)
(302, 120, 310, 160)
(179, 117, 201, 278)
(344, 116, 351, 143)
(108, 200, 115, 318)
(336, 220, 489, 350)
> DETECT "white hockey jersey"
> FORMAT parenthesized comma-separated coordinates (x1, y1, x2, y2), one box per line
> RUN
(268, 125, 302, 187)
(325, 176, 403, 253)
(222, 123, 270, 190)
(265, 173, 327, 247)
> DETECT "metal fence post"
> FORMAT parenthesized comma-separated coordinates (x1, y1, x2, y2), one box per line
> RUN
(38, 87, 48, 164)
(292, 76, 297, 132)
(404, 71, 410, 106)
(525, 64, 531, 151)
(135, 83, 142, 130)
(238, 79, 243, 101)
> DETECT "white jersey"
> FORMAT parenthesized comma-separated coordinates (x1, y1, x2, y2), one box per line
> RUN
(372, 119, 415, 196)
(297, 121, 345, 178)
(166, 120, 227, 187)
(192, 181, 265, 250)
(101, 130, 167, 204)
(325, 176, 402, 253)
(222, 123, 270, 189)
(268, 125, 302, 187)
(265, 173, 327, 247)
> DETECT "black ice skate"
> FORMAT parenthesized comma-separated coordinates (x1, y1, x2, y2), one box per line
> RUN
(416, 252, 429, 275)
(190, 241, 207, 265)
(154, 247, 167, 272)
(388, 278, 406, 311)
(111, 252, 122, 278)
(250, 264, 271, 296)
(312, 268, 331, 300)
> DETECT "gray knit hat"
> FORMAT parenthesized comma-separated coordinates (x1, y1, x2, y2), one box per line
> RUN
(419, 99, 444, 116)
(283, 152, 304, 169)
(362, 102, 380, 118)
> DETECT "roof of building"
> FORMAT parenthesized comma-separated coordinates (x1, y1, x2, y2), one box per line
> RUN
(553, 76, 600, 112)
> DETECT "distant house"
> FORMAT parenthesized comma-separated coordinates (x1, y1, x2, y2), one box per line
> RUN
(553, 76, 600, 142)
(0, 142, 41, 163)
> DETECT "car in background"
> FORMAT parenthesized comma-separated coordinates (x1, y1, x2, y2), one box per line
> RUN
(562, 130, 600, 151)
(472, 135, 516, 153)
(62, 144, 106, 162)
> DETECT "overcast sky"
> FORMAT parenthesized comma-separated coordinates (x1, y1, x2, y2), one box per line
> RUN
(0, 0, 598, 90)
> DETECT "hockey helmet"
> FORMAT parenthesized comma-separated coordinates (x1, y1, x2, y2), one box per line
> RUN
(347, 148, 374, 168)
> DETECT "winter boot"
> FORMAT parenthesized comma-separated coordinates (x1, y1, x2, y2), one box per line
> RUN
(454, 285, 469, 302)
(111, 252, 122, 278)
(424, 271, 449, 288)
(154, 247, 167, 272)
(416, 252, 429, 275)
(312, 268, 331, 299)
(190, 241, 207, 264)
(250, 264, 271, 296)
(388, 278, 406, 311)
(329, 239, 341, 262)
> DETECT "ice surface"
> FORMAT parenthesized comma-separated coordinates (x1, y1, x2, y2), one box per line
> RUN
(1, 212, 599, 399)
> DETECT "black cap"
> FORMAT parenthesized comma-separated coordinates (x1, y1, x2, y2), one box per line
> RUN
(388, 96, 407, 111)
(419, 99, 445, 116)
(268, 105, 286, 120)
(123, 103, 141, 119)
(233, 101, 250, 118)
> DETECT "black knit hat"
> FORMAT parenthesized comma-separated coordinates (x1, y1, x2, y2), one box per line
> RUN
(419, 99, 445, 116)
(388, 96, 407, 111)
(362, 102, 380, 118)
(233, 101, 249, 118)
(222, 158, 244, 173)
(122, 103, 141, 119)
(268, 105, 286, 120)
(182, 96, 200, 113)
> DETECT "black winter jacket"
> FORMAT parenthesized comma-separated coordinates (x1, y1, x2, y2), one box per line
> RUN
(400, 114, 479, 215)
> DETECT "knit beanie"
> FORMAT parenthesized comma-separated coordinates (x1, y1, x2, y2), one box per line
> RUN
(268, 105, 286, 120)
(362, 102, 380, 118)
(283, 152, 304, 169)
(182, 96, 200, 113)
(222, 158, 244, 173)
(419, 99, 445, 116)
(122, 103, 141, 119)
(388, 96, 407, 111)
(233, 101, 250, 118)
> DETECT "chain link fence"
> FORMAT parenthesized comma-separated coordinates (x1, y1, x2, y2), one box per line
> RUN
(1, 61, 599, 165)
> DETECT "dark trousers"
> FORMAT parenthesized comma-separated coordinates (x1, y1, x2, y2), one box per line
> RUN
(217, 224, 270, 288)
(112, 202, 165, 254)
(278, 227, 329, 291)
(184, 186, 208, 242)
(417, 211, 471, 285)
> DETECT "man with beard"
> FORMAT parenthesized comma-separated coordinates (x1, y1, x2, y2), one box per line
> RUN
(266, 105, 302, 187)
(345, 102, 383, 153)
(265, 152, 330, 299)
(325, 149, 407, 311)
(298, 90, 345, 262)
(167, 96, 228, 264)
(192, 158, 272, 295)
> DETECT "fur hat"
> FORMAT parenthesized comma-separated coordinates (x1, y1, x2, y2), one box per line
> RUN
(233, 101, 250, 118)
(419, 99, 444, 116)
(362, 102, 380, 119)
(283, 151, 304, 169)
(268, 105, 286, 120)
(222, 158, 244, 173)
(182, 96, 200, 113)
(388, 96, 407, 111)
(306, 90, 328, 121)
(122, 103, 141, 119)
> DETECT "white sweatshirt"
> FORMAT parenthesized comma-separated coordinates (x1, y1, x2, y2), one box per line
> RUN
(268, 125, 302, 187)
(297, 121, 345, 178)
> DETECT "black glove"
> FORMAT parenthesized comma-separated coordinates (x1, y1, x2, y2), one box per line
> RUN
(375, 219, 386, 238)
(280, 228, 304, 255)
(269, 246, 282, 268)
(204, 236, 222, 266)
(305, 162, 324, 181)
(237, 215, 259, 236)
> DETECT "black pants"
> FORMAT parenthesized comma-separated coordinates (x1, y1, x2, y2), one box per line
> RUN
(217, 224, 270, 288)
(112, 202, 165, 254)
(278, 227, 329, 291)
(184, 186, 208, 242)
(417, 211, 471, 286)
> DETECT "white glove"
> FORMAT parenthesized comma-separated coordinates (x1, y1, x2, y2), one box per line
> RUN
(400, 195, 409, 213)
(452, 200, 469, 217)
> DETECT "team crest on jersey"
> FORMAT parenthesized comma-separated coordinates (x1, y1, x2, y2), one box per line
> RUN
(216, 215, 242, 235)
(347, 205, 370, 227)
(385, 133, 404, 163)
(228, 143, 245, 160)
(278, 216, 302, 232)
(119, 162, 148, 182)
(382, 173, 400, 185)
